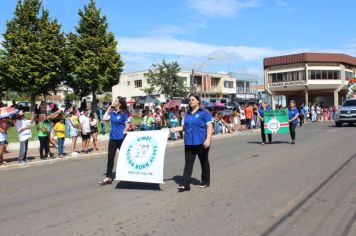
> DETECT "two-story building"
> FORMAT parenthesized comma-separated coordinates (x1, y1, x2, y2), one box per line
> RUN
(264, 52, 356, 108)
(112, 70, 259, 104)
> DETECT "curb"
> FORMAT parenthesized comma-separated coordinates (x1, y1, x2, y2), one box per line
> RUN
(1, 129, 261, 170)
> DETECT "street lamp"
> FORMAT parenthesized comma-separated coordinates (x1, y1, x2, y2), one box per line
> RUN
(190, 57, 214, 93)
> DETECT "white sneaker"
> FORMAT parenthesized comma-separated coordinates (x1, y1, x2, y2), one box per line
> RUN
(71, 152, 79, 156)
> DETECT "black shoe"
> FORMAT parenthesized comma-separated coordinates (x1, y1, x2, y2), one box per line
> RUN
(199, 184, 210, 188)
(177, 185, 190, 192)
(291, 141, 296, 145)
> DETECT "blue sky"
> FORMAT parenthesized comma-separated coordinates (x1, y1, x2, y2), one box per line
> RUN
(1, 0, 356, 80)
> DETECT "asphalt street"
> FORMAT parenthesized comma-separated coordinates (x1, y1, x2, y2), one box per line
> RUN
(0, 122, 355, 236)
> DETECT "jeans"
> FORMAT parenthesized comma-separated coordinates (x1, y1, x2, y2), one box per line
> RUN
(100, 120, 106, 134)
(154, 123, 162, 130)
(57, 138, 65, 156)
(289, 123, 297, 141)
(19, 139, 29, 162)
(260, 121, 272, 143)
(38, 136, 50, 159)
(181, 145, 210, 187)
(106, 139, 124, 178)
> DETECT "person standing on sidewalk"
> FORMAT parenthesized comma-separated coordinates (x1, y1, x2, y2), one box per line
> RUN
(100, 97, 130, 185)
(14, 111, 33, 163)
(37, 113, 51, 160)
(79, 109, 91, 154)
(288, 100, 299, 145)
(245, 104, 253, 129)
(67, 111, 80, 156)
(170, 94, 213, 192)
(89, 111, 100, 152)
(257, 101, 272, 145)
(0, 118, 9, 164)
(54, 116, 66, 158)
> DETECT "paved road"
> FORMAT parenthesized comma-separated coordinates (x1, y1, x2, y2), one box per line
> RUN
(0, 123, 355, 236)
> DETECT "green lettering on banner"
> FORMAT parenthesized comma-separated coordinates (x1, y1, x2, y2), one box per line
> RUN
(264, 109, 290, 134)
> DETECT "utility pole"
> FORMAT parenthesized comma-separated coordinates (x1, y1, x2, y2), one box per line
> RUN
(190, 57, 214, 94)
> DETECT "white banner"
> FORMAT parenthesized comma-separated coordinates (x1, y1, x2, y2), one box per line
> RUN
(115, 129, 169, 184)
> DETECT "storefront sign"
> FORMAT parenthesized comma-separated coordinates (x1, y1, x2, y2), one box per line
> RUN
(269, 80, 306, 87)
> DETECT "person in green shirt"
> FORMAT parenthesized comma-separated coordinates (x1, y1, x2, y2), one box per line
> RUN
(37, 110, 60, 159)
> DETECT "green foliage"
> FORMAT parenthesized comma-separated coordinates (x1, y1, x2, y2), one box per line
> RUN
(102, 92, 112, 102)
(144, 60, 187, 99)
(67, 0, 124, 108)
(65, 93, 80, 102)
(1, 0, 67, 109)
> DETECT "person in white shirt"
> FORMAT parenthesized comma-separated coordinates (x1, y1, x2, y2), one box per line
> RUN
(14, 111, 33, 163)
(79, 109, 91, 154)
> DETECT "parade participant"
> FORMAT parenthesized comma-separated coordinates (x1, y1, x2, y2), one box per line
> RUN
(89, 111, 99, 152)
(170, 94, 213, 192)
(257, 101, 272, 145)
(288, 100, 299, 144)
(100, 97, 129, 185)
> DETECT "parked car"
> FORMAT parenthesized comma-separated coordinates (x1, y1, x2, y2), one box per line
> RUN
(335, 99, 356, 127)
(17, 101, 31, 112)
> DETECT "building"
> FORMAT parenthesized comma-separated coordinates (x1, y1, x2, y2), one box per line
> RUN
(112, 70, 259, 104)
(264, 52, 356, 108)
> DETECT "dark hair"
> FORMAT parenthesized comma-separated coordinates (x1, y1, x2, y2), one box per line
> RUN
(188, 93, 201, 110)
(89, 111, 95, 120)
(118, 97, 128, 114)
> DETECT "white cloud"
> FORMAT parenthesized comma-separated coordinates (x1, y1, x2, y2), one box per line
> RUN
(274, 0, 294, 11)
(119, 36, 280, 61)
(186, 0, 258, 17)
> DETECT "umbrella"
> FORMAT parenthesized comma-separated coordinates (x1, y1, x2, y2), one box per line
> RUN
(214, 102, 226, 108)
(0, 107, 20, 119)
(136, 96, 160, 105)
(164, 100, 181, 109)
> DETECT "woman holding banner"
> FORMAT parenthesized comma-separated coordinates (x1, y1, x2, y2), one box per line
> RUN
(288, 100, 299, 145)
(170, 94, 213, 192)
(257, 101, 272, 145)
(100, 97, 130, 185)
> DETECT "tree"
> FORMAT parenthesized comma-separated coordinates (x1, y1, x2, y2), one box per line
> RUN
(144, 60, 187, 99)
(67, 0, 124, 111)
(1, 0, 67, 111)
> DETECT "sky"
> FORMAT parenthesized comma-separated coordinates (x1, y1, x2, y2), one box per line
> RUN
(1, 0, 356, 81)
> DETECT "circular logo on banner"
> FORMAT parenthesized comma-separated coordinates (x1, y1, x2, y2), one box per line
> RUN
(126, 135, 158, 170)
(267, 117, 280, 133)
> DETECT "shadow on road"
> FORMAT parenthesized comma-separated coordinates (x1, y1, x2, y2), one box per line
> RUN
(115, 181, 162, 191)
(164, 175, 201, 186)
(247, 141, 290, 145)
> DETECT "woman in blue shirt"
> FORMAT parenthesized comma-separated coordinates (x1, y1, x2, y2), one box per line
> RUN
(257, 101, 272, 144)
(171, 94, 213, 192)
(100, 97, 130, 185)
(288, 100, 299, 144)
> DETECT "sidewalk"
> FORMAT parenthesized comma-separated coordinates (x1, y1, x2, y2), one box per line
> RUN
(1, 128, 260, 169)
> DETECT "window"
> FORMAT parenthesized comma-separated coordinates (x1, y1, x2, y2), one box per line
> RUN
(309, 70, 340, 80)
(224, 81, 234, 88)
(134, 80, 142, 88)
(127, 81, 130, 86)
(269, 70, 305, 83)
(345, 71, 353, 80)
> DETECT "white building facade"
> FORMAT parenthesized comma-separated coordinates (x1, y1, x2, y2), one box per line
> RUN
(112, 70, 259, 104)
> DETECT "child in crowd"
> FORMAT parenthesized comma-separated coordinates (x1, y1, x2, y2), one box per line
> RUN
(169, 114, 178, 140)
(213, 113, 222, 134)
(54, 116, 66, 158)
(0, 118, 9, 164)
(232, 110, 240, 132)
(128, 111, 136, 131)
(49, 120, 57, 150)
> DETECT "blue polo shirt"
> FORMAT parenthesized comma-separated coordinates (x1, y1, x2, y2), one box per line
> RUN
(184, 108, 213, 145)
(109, 111, 129, 140)
(288, 108, 299, 125)
(258, 107, 270, 118)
